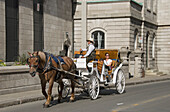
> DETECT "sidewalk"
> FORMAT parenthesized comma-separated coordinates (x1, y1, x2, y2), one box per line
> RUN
(0, 75, 170, 108)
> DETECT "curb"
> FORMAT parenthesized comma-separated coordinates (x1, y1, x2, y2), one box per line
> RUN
(126, 77, 170, 86)
(0, 77, 170, 108)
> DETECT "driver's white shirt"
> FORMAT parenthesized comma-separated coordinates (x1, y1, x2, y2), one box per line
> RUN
(82, 43, 95, 57)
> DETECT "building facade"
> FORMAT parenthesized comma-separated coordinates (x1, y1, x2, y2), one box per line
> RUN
(0, 0, 73, 62)
(73, 0, 170, 75)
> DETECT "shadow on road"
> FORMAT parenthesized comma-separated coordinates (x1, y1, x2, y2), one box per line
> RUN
(48, 88, 122, 108)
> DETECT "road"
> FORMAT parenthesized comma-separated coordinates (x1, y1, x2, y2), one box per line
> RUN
(0, 80, 170, 112)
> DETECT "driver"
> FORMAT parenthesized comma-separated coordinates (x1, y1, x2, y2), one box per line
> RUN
(81, 38, 96, 63)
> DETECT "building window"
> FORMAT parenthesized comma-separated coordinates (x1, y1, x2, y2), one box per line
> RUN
(33, 0, 44, 51)
(152, 34, 156, 58)
(5, 0, 19, 62)
(146, 32, 150, 68)
(91, 31, 105, 49)
(134, 29, 138, 50)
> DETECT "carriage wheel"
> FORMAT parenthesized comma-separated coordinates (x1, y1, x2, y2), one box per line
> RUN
(115, 69, 125, 94)
(58, 84, 70, 99)
(88, 75, 100, 100)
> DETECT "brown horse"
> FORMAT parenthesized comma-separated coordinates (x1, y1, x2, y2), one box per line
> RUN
(27, 51, 77, 108)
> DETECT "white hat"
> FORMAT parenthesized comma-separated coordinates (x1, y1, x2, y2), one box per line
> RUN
(86, 38, 94, 43)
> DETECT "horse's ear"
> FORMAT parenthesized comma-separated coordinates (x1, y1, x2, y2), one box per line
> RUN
(35, 51, 39, 56)
(27, 52, 32, 56)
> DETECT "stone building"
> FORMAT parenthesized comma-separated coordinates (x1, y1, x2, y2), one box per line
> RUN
(73, 0, 170, 76)
(0, 0, 73, 62)
(157, 0, 170, 74)
(1, 0, 170, 75)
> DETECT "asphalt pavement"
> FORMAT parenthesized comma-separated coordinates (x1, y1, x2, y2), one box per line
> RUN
(0, 75, 170, 109)
(0, 80, 170, 112)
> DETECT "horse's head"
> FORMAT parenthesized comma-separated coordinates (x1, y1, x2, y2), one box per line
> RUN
(27, 51, 40, 77)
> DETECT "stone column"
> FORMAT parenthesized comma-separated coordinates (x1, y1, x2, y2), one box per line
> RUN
(129, 51, 135, 77)
(0, 0, 5, 61)
(134, 49, 144, 78)
(19, 0, 34, 55)
(120, 47, 131, 79)
(81, 0, 87, 49)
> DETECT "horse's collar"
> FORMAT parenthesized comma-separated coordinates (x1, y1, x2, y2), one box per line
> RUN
(38, 52, 52, 74)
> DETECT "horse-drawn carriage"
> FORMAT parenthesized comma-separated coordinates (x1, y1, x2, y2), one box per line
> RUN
(27, 49, 125, 107)
(60, 49, 126, 100)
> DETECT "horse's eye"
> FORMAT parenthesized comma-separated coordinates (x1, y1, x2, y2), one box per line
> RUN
(36, 60, 39, 63)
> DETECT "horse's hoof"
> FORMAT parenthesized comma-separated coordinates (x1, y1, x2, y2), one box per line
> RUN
(43, 103, 50, 108)
(58, 99, 61, 103)
(69, 99, 75, 102)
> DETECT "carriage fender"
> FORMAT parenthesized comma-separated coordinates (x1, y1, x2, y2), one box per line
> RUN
(113, 63, 123, 84)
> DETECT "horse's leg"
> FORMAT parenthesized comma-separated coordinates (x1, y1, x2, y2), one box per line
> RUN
(41, 80, 48, 99)
(58, 79, 64, 103)
(70, 80, 75, 102)
(44, 76, 54, 107)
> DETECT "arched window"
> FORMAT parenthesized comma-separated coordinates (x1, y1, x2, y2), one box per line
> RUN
(91, 31, 105, 49)
(134, 29, 138, 50)
(152, 34, 156, 58)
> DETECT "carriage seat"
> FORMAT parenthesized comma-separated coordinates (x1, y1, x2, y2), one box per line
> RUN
(97, 59, 119, 75)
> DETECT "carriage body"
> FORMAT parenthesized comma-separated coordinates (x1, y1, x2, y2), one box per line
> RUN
(74, 49, 126, 95)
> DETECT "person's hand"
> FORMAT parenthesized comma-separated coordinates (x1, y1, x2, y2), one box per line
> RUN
(80, 49, 82, 52)
(81, 56, 85, 58)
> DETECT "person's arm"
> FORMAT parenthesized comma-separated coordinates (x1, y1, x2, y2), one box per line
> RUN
(84, 45, 95, 57)
(81, 49, 87, 51)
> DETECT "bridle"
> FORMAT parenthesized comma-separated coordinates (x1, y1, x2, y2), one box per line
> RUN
(27, 52, 54, 75)
(27, 55, 40, 72)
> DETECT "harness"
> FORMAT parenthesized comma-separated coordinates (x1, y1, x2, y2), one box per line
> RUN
(27, 52, 64, 77)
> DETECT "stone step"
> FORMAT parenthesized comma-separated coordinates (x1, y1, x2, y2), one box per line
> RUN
(145, 69, 158, 73)
(145, 72, 157, 76)
(145, 71, 167, 76)
(157, 72, 167, 76)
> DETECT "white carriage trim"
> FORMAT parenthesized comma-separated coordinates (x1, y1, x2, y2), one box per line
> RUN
(113, 62, 123, 84)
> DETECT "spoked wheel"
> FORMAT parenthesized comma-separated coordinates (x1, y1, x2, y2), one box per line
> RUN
(58, 79, 70, 99)
(115, 69, 125, 94)
(88, 75, 100, 100)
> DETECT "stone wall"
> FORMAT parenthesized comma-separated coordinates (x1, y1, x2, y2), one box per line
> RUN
(74, 18, 131, 51)
(157, 0, 170, 25)
(156, 27, 170, 74)
(0, 0, 5, 61)
(74, 1, 132, 51)
(0, 66, 40, 95)
(44, 0, 73, 56)
(0, 0, 73, 60)
(156, 0, 170, 74)
(19, 0, 34, 56)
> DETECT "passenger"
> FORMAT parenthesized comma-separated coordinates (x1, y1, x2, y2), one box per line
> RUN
(101, 53, 113, 82)
(104, 53, 112, 71)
